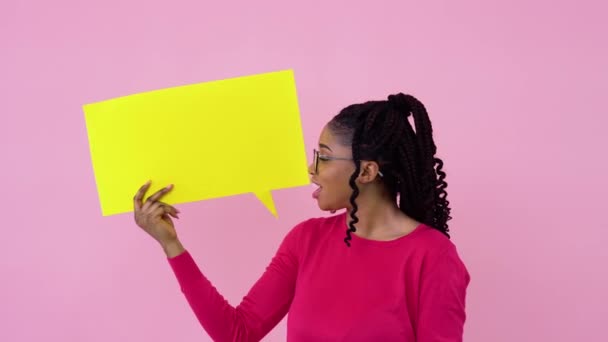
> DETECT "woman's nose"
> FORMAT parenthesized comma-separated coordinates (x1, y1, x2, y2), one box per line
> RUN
(307, 159, 316, 175)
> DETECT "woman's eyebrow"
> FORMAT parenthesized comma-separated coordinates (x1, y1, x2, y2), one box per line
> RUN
(319, 143, 333, 151)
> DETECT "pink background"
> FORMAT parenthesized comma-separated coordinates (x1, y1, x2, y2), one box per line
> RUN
(2, 0, 607, 341)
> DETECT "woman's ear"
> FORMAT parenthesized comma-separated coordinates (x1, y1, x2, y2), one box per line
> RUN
(358, 161, 382, 183)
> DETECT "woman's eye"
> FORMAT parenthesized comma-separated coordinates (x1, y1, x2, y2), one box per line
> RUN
(318, 155, 331, 161)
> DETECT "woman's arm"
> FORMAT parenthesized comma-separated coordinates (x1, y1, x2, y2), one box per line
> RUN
(167, 225, 301, 342)
(132, 182, 300, 341)
(417, 245, 471, 342)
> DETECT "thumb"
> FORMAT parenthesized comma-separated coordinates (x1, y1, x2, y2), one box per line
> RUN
(162, 213, 174, 225)
(158, 203, 180, 219)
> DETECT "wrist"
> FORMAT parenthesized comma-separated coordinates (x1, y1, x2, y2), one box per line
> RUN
(161, 239, 185, 258)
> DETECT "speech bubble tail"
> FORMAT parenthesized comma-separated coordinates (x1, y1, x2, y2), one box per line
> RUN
(254, 191, 278, 218)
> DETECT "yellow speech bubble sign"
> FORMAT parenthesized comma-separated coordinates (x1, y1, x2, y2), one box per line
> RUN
(83, 69, 310, 217)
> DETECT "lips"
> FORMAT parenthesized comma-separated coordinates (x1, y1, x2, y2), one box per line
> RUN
(312, 181, 322, 199)
(312, 186, 321, 199)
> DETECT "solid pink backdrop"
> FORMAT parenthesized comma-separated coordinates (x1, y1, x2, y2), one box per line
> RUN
(1, 0, 606, 341)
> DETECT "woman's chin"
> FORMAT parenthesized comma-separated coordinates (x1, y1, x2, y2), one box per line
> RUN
(319, 204, 341, 214)
(317, 202, 331, 212)
(317, 199, 344, 213)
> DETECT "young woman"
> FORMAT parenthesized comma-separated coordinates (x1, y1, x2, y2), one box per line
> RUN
(133, 93, 470, 341)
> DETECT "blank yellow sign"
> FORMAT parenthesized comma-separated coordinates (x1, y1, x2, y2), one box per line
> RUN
(83, 69, 310, 217)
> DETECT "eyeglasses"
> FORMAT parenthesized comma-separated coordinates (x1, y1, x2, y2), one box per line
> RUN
(312, 149, 384, 177)
(313, 149, 352, 174)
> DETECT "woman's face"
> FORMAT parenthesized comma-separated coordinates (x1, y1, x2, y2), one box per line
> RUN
(308, 125, 357, 212)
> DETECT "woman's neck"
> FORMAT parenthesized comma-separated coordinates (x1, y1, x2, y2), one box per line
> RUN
(345, 194, 420, 240)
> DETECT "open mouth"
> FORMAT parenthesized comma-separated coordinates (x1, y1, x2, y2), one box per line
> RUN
(312, 182, 322, 199)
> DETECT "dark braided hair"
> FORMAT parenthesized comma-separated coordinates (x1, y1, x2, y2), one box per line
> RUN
(328, 93, 451, 247)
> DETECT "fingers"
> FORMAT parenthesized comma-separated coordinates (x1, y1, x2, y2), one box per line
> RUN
(133, 181, 179, 223)
(142, 184, 174, 211)
(151, 205, 168, 219)
(164, 204, 180, 218)
(162, 213, 174, 226)
(149, 201, 180, 219)
(133, 180, 152, 211)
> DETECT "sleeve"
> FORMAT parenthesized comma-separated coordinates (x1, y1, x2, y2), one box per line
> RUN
(416, 245, 471, 342)
(167, 223, 302, 342)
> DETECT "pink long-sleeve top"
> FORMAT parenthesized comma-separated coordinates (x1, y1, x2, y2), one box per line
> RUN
(168, 212, 470, 341)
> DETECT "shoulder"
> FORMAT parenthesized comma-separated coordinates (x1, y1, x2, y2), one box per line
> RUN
(287, 213, 342, 240)
(413, 225, 468, 276)
(280, 213, 343, 252)
(414, 224, 457, 254)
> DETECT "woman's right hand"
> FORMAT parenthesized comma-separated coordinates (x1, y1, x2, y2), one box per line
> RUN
(133, 181, 181, 248)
